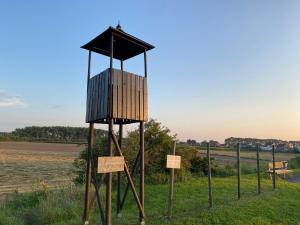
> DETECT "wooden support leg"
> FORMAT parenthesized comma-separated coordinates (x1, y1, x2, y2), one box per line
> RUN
(117, 124, 123, 217)
(105, 119, 114, 225)
(140, 122, 145, 225)
(83, 123, 94, 224)
(90, 151, 105, 225)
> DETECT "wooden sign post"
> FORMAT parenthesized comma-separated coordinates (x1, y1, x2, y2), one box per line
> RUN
(166, 142, 181, 219)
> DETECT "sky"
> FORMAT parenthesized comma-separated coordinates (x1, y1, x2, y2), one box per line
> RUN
(1, 0, 300, 142)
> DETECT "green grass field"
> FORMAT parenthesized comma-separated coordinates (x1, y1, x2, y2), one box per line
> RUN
(1, 172, 300, 225)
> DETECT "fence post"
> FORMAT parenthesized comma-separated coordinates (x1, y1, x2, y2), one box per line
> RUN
(237, 143, 241, 199)
(207, 142, 213, 208)
(272, 144, 276, 190)
(256, 144, 261, 194)
(167, 142, 176, 219)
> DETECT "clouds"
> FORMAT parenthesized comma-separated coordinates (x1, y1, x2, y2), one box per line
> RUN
(0, 90, 27, 108)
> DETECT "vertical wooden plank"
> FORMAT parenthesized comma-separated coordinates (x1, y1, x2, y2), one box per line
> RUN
(112, 69, 117, 118)
(102, 71, 106, 119)
(122, 71, 126, 120)
(92, 77, 96, 121)
(131, 73, 135, 120)
(86, 81, 91, 122)
(104, 69, 109, 118)
(139, 76, 144, 121)
(144, 78, 148, 121)
(89, 77, 94, 121)
(115, 70, 118, 119)
(117, 70, 122, 119)
(135, 75, 139, 121)
(99, 72, 103, 119)
(95, 75, 100, 121)
(97, 74, 102, 121)
(126, 73, 132, 119)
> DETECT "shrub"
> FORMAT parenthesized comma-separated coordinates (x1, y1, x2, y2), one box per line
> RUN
(288, 156, 300, 169)
(214, 165, 236, 177)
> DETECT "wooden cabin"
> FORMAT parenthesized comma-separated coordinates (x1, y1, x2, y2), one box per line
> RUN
(86, 68, 147, 124)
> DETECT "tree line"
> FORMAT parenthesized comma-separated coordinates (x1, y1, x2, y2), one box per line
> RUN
(1, 126, 107, 143)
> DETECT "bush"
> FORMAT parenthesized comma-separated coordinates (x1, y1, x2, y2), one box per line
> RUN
(288, 156, 300, 169)
(214, 165, 236, 177)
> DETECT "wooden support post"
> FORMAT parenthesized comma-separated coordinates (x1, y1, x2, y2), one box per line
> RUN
(90, 150, 105, 225)
(144, 50, 147, 78)
(117, 60, 123, 217)
(272, 144, 276, 190)
(83, 50, 92, 225)
(83, 123, 94, 224)
(105, 32, 114, 225)
(139, 122, 145, 225)
(106, 119, 113, 225)
(117, 124, 123, 217)
(256, 144, 261, 194)
(167, 142, 176, 219)
(237, 143, 241, 199)
(207, 142, 213, 208)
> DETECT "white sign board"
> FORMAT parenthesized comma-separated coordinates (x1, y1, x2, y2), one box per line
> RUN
(166, 155, 181, 169)
(98, 156, 125, 173)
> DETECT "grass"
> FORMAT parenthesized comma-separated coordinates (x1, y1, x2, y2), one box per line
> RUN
(1, 173, 300, 225)
(197, 148, 299, 172)
(0, 141, 83, 194)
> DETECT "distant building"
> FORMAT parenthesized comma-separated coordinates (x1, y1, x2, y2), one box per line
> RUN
(0, 132, 11, 137)
(260, 145, 272, 151)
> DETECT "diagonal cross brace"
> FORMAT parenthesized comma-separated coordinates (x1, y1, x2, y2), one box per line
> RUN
(119, 149, 140, 211)
(90, 151, 105, 225)
(111, 133, 145, 218)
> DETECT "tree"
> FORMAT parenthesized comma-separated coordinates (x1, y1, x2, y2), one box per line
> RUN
(73, 119, 176, 184)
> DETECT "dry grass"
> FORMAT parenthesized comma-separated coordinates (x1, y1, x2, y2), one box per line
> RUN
(0, 141, 84, 194)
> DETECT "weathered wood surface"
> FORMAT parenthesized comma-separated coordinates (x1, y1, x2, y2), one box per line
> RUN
(97, 156, 125, 173)
(166, 155, 181, 169)
(86, 68, 148, 123)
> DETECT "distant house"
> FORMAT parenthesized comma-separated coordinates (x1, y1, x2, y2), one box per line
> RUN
(260, 145, 272, 151)
(0, 132, 11, 137)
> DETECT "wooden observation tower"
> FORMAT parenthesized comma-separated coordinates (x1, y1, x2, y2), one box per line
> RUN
(81, 25, 154, 225)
